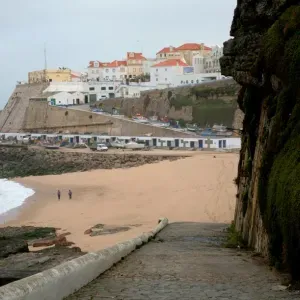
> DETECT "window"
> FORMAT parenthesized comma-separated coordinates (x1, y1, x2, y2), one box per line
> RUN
(164, 54, 166, 57)
(133, 68, 136, 72)
(89, 87, 95, 91)
(96, 69, 99, 73)
(196, 79, 199, 83)
(156, 78, 158, 81)
(156, 69, 158, 72)
(181, 80, 184, 84)
(160, 54, 162, 57)
(132, 60, 136, 64)
(101, 87, 106, 90)
(112, 69, 116, 72)
(109, 86, 114, 90)
(94, 62, 99, 68)
(191, 80, 194, 84)
(165, 68, 167, 71)
(186, 80, 188, 84)
(120, 75, 123, 79)
(105, 69, 109, 73)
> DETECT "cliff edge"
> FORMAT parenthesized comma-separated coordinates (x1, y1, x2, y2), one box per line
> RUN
(221, 1, 300, 279)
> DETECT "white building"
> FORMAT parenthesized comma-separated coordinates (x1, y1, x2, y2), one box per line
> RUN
(88, 81, 123, 102)
(142, 59, 156, 75)
(102, 60, 127, 81)
(87, 61, 105, 80)
(150, 59, 189, 85)
(204, 45, 223, 73)
(46, 91, 88, 106)
(192, 54, 206, 74)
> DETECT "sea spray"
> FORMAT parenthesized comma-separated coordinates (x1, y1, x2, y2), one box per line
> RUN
(0, 179, 35, 215)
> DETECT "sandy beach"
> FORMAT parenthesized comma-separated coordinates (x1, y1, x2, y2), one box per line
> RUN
(2, 153, 238, 252)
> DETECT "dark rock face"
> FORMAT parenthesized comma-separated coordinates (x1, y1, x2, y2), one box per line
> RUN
(0, 226, 84, 287)
(221, 1, 300, 279)
(0, 147, 183, 178)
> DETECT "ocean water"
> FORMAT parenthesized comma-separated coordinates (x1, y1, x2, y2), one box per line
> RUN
(0, 179, 35, 215)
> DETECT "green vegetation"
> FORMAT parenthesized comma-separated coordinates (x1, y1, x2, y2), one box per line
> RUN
(168, 83, 238, 126)
(20, 227, 56, 239)
(225, 222, 245, 249)
(169, 95, 193, 110)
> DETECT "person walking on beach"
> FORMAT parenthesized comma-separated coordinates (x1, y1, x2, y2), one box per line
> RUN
(68, 189, 72, 200)
(57, 190, 61, 200)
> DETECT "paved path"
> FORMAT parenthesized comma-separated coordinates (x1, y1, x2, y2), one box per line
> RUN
(67, 223, 299, 299)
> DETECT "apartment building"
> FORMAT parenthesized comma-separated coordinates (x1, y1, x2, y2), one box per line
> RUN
(102, 60, 128, 81)
(126, 52, 146, 78)
(28, 68, 72, 84)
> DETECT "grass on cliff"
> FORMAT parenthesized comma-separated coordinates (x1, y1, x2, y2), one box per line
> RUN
(224, 222, 245, 249)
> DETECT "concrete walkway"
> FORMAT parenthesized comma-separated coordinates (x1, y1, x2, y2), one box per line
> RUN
(67, 223, 299, 299)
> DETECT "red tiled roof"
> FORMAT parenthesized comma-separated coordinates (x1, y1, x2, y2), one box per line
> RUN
(156, 46, 177, 54)
(152, 59, 189, 68)
(176, 43, 212, 51)
(127, 52, 146, 61)
(106, 60, 127, 68)
(88, 61, 109, 68)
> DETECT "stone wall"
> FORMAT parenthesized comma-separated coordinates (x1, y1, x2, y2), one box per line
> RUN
(221, 0, 300, 278)
(22, 100, 192, 137)
(0, 146, 183, 178)
(0, 83, 49, 132)
(96, 79, 243, 128)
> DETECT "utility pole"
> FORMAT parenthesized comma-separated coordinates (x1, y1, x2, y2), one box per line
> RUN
(43, 43, 48, 82)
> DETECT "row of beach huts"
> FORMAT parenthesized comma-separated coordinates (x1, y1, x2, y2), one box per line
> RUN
(0, 133, 241, 150)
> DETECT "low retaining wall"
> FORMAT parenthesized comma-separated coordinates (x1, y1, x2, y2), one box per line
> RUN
(0, 218, 168, 300)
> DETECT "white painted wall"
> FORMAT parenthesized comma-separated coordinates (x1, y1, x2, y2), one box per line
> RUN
(150, 65, 184, 85)
(44, 82, 87, 93)
(102, 66, 127, 81)
(47, 92, 73, 106)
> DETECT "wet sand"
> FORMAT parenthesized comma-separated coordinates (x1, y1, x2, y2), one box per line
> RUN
(1, 153, 238, 252)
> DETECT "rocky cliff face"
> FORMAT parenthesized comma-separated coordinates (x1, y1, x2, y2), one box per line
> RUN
(97, 79, 242, 128)
(221, 1, 300, 279)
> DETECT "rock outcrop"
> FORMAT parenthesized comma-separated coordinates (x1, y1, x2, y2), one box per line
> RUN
(221, 1, 300, 279)
(0, 146, 183, 178)
(0, 226, 84, 286)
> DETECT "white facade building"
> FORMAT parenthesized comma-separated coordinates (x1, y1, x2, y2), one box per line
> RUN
(150, 59, 189, 85)
(46, 91, 88, 106)
(204, 45, 223, 73)
(87, 61, 105, 80)
(102, 60, 127, 81)
(142, 59, 156, 75)
(192, 54, 206, 74)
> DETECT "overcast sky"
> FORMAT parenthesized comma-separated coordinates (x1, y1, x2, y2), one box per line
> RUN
(0, 0, 237, 109)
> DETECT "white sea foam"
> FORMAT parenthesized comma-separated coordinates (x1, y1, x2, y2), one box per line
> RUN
(0, 179, 35, 215)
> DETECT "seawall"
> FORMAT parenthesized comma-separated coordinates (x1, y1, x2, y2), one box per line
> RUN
(23, 100, 192, 137)
(97, 79, 244, 128)
(0, 83, 49, 132)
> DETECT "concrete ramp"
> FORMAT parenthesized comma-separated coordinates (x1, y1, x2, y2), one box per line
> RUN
(0, 83, 49, 132)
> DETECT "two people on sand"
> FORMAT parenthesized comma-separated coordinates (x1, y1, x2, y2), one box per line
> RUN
(57, 189, 72, 200)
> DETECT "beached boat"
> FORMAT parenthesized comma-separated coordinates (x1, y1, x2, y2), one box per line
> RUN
(110, 140, 126, 149)
(124, 141, 145, 150)
(132, 114, 149, 124)
(44, 145, 60, 150)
